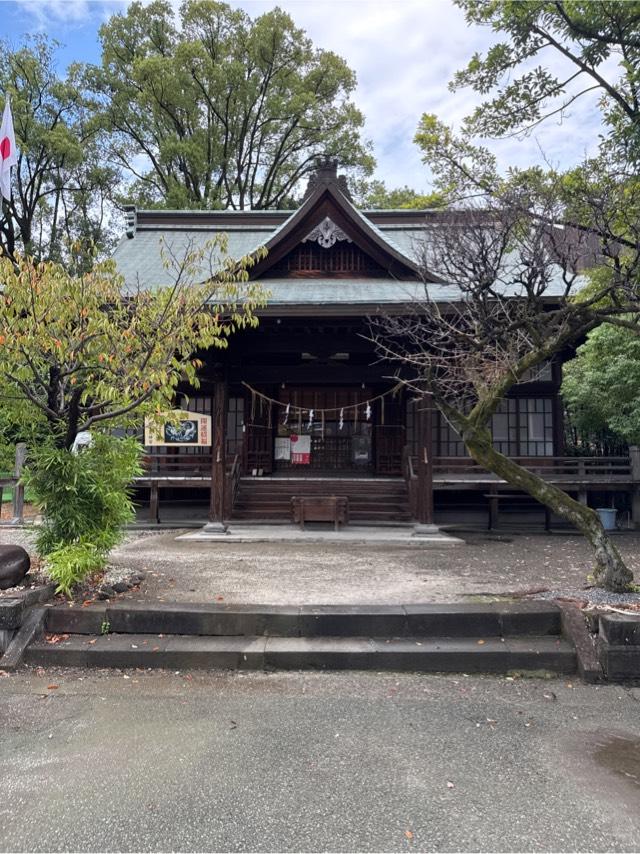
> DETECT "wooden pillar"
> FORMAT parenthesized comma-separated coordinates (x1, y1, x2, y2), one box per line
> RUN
(629, 446, 640, 528)
(414, 395, 436, 533)
(206, 374, 228, 532)
(11, 443, 26, 525)
(577, 458, 588, 507)
(149, 481, 159, 524)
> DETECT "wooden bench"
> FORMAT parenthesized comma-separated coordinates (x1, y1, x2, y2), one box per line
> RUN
(484, 488, 551, 531)
(291, 496, 349, 531)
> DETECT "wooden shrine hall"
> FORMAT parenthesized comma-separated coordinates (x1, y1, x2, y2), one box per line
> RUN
(112, 162, 637, 530)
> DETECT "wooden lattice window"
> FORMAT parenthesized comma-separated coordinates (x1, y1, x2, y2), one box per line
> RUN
(265, 243, 388, 278)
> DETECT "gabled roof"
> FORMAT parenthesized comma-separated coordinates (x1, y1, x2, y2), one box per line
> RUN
(111, 164, 582, 311)
(111, 169, 445, 296)
(246, 178, 430, 281)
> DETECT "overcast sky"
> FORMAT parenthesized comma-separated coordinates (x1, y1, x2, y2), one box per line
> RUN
(3, 0, 606, 193)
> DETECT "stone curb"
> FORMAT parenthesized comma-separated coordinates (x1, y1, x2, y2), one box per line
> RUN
(558, 604, 603, 684)
(1, 608, 46, 671)
(25, 632, 576, 675)
(43, 600, 562, 639)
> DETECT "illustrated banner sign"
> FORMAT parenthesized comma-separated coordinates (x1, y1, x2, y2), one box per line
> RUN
(290, 433, 311, 465)
(144, 410, 212, 447)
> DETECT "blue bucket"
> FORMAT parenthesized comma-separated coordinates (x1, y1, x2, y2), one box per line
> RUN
(596, 508, 617, 531)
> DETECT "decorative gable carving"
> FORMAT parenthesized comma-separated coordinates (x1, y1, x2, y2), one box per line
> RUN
(303, 217, 352, 249)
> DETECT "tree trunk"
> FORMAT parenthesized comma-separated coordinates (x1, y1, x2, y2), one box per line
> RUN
(462, 425, 633, 592)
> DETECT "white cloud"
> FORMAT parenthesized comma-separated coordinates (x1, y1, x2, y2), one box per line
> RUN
(237, 0, 609, 189)
(12, 0, 612, 192)
(13, 0, 124, 30)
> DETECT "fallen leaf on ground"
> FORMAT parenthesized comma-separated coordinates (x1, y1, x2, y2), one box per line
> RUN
(405, 831, 414, 840)
(47, 684, 59, 690)
(45, 634, 69, 645)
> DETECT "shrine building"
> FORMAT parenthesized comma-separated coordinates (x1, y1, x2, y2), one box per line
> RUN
(113, 162, 627, 530)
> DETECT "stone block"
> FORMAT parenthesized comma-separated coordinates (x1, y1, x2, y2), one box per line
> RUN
(371, 636, 509, 673)
(499, 602, 561, 636)
(264, 637, 376, 670)
(45, 606, 107, 635)
(164, 636, 266, 670)
(86, 634, 171, 669)
(600, 613, 640, 646)
(0, 599, 23, 630)
(299, 605, 407, 637)
(106, 603, 301, 638)
(504, 636, 576, 674)
(597, 640, 640, 680)
(403, 604, 502, 638)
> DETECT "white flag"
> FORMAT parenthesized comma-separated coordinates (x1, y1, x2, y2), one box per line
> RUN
(0, 97, 18, 202)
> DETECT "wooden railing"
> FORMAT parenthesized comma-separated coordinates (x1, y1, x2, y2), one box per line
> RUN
(141, 449, 213, 477)
(140, 447, 633, 483)
(431, 455, 632, 480)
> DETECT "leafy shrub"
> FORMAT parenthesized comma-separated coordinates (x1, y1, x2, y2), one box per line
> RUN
(44, 542, 108, 597)
(23, 434, 143, 595)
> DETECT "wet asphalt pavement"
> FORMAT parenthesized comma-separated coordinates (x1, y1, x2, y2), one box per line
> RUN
(1, 667, 640, 852)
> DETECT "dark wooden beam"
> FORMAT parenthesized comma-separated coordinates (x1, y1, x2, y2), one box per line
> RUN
(227, 366, 392, 384)
(415, 397, 435, 527)
(207, 374, 228, 531)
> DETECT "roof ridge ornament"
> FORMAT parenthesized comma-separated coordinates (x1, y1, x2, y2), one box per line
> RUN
(124, 204, 137, 239)
(302, 157, 353, 201)
(303, 216, 352, 248)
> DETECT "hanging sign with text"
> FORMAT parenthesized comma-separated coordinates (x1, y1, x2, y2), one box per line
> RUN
(144, 410, 212, 447)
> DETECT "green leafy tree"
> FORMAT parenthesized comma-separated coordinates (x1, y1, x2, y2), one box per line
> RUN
(0, 237, 266, 450)
(0, 239, 266, 592)
(355, 179, 444, 210)
(377, 2, 640, 591)
(89, 0, 373, 210)
(450, 0, 640, 157)
(563, 321, 640, 446)
(0, 36, 117, 263)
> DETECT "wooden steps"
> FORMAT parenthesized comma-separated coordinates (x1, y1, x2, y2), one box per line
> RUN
(233, 477, 413, 522)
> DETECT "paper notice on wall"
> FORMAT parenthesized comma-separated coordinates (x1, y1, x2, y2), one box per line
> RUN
(274, 437, 291, 461)
(290, 433, 311, 464)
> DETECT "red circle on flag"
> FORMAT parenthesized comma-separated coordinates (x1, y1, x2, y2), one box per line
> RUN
(0, 137, 10, 160)
(290, 434, 298, 443)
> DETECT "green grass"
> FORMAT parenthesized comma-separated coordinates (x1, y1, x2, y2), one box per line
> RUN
(0, 474, 35, 503)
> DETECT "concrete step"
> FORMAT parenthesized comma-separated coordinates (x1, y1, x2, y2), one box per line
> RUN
(43, 602, 563, 639)
(25, 633, 576, 674)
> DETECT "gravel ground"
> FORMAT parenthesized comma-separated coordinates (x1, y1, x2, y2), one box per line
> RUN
(535, 588, 640, 607)
(4, 526, 640, 605)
